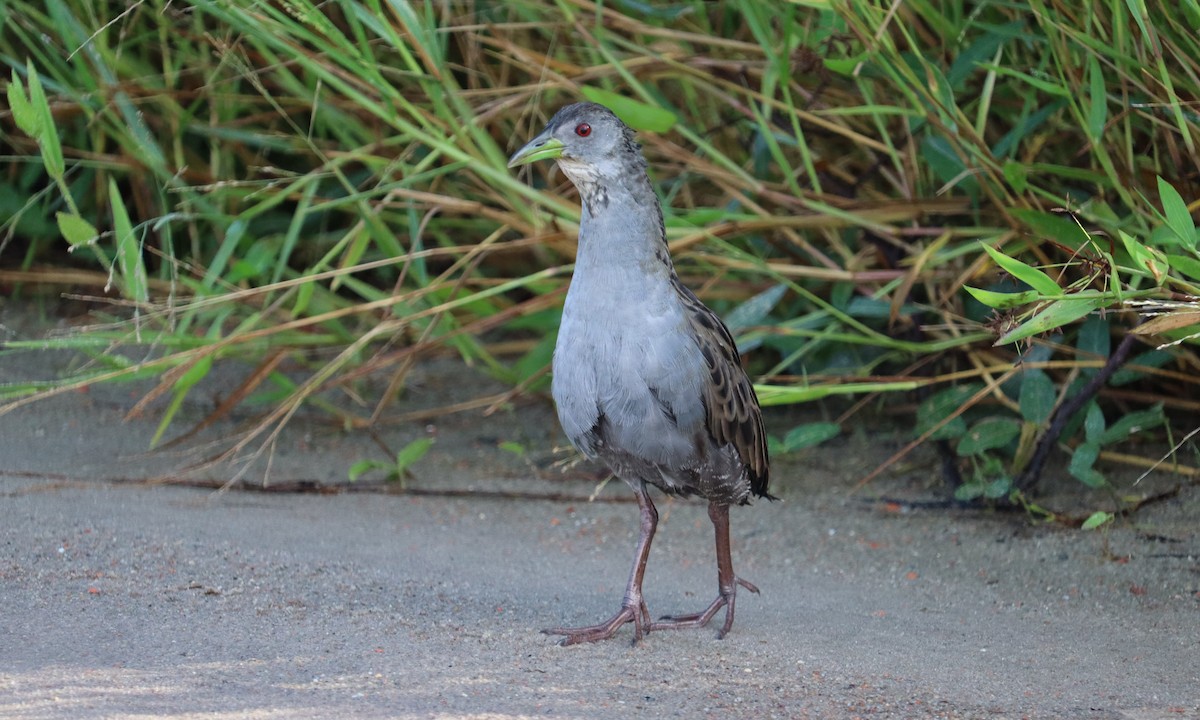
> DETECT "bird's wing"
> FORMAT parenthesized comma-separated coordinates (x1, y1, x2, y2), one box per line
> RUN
(672, 277, 771, 499)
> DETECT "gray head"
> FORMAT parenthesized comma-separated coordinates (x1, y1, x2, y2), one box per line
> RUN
(507, 102, 645, 186)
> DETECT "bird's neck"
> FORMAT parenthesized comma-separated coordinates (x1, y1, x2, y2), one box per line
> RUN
(571, 170, 674, 284)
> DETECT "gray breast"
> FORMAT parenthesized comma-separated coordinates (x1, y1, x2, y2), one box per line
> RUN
(551, 282, 749, 502)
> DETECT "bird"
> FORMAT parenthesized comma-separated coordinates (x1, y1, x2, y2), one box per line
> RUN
(508, 102, 772, 646)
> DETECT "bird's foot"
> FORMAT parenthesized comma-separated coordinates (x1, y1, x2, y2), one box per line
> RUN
(651, 577, 759, 639)
(543, 598, 652, 646)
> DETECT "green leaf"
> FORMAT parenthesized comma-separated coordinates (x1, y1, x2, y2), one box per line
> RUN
(1019, 369, 1056, 424)
(1002, 160, 1029, 193)
(954, 482, 985, 501)
(510, 333, 555, 385)
(921, 135, 978, 198)
(1076, 315, 1111, 359)
(1068, 441, 1105, 487)
(1119, 230, 1170, 284)
(24, 59, 64, 180)
(56, 212, 98, 247)
(108, 178, 149, 303)
(1083, 401, 1106, 443)
(964, 286, 1040, 309)
(957, 417, 1021, 456)
(150, 355, 215, 448)
(1010, 209, 1092, 251)
(997, 296, 1106, 345)
(579, 87, 676, 133)
(1112, 349, 1174, 386)
(824, 54, 871, 76)
(1123, 0, 1152, 44)
(725, 283, 787, 331)
(1081, 510, 1114, 530)
(393, 437, 434, 474)
(981, 243, 1062, 295)
(7, 71, 37, 137)
(780, 422, 841, 452)
(1157, 177, 1197, 249)
(984, 475, 1012, 499)
(977, 64, 1069, 97)
(917, 385, 979, 441)
(348, 459, 388, 483)
(1166, 254, 1200, 281)
(498, 441, 526, 457)
(609, 0, 693, 20)
(1098, 404, 1165, 445)
(1086, 55, 1108, 141)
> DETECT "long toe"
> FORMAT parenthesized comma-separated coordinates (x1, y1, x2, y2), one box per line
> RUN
(651, 595, 727, 631)
(651, 576, 758, 638)
(543, 601, 650, 646)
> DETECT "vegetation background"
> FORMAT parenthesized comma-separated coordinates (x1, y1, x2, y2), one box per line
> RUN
(2, 0, 1198, 521)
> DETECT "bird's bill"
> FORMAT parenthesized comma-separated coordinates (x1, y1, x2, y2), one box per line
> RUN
(507, 134, 565, 168)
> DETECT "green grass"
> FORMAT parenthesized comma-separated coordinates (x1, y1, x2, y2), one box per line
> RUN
(1, 0, 1197, 509)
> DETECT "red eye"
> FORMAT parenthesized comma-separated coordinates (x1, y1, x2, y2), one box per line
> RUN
(574, 123, 592, 137)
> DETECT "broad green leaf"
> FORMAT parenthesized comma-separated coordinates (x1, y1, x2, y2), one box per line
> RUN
(981, 243, 1062, 295)
(56, 212, 98, 247)
(1010, 208, 1092, 251)
(997, 296, 1106, 344)
(780, 422, 841, 452)
(1166, 254, 1200, 281)
(1019, 369, 1056, 424)
(579, 86, 676, 133)
(1157, 177, 1197, 249)
(394, 437, 434, 473)
(965, 286, 1040, 308)
(1083, 401, 1106, 443)
(957, 417, 1021, 456)
(1081, 510, 1113, 530)
(1098, 405, 1165, 445)
(1068, 441, 1105, 487)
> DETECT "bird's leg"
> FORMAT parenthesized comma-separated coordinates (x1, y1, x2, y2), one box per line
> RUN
(651, 501, 758, 639)
(543, 483, 657, 645)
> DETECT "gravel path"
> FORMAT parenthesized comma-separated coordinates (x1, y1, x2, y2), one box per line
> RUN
(1, 313, 1196, 718)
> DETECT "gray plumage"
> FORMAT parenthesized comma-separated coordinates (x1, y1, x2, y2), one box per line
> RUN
(509, 102, 771, 645)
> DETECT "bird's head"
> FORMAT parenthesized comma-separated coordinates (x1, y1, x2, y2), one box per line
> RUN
(507, 102, 642, 186)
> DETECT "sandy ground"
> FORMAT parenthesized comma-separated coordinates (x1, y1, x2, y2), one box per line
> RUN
(1, 306, 1197, 719)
